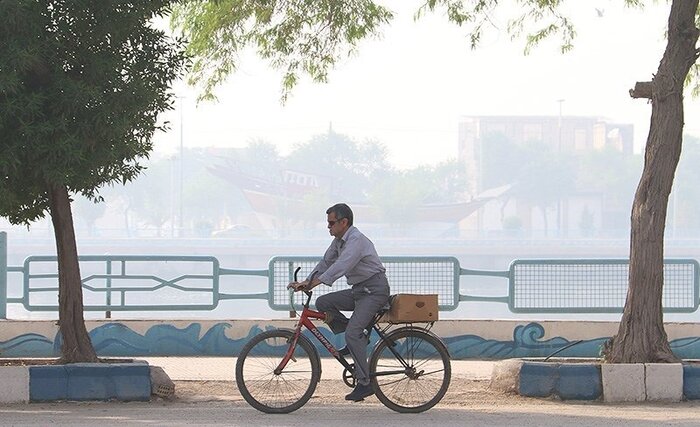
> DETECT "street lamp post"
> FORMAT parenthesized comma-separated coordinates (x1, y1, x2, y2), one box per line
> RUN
(178, 96, 184, 237)
(169, 155, 175, 238)
(556, 99, 565, 238)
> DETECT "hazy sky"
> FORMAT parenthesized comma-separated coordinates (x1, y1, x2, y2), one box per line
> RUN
(154, 0, 695, 169)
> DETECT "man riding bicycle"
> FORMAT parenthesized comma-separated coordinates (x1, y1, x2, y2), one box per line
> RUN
(288, 203, 390, 402)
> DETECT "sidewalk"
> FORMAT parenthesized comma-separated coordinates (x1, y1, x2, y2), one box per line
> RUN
(141, 357, 495, 382)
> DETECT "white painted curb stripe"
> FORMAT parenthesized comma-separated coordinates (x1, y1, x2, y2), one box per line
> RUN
(0, 366, 29, 403)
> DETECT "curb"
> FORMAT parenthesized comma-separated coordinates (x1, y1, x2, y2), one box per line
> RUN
(0, 361, 151, 403)
(518, 361, 602, 400)
(492, 359, 700, 402)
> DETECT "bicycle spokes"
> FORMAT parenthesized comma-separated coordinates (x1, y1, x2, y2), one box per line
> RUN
(370, 328, 451, 413)
(236, 330, 321, 413)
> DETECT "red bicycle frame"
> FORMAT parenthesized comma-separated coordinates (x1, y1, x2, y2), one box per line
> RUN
(275, 289, 356, 374)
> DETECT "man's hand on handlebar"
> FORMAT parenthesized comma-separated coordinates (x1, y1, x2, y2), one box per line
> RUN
(287, 280, 308, 292)
(287, 278, 321, 292)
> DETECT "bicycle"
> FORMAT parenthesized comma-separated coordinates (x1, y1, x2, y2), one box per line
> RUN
(235, 267, 451, 413)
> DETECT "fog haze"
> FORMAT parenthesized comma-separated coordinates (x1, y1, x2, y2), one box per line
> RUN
(3, 1, 700, 322)
(153, 1, 690, 167)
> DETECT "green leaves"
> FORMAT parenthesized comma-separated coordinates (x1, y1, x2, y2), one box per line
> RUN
(171, 0, 393, 102)
(173, 0, 700, 102)
(0, 0, 188, 225)
(417, 0, 576, 53)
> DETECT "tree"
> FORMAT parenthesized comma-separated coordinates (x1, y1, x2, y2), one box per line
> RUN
(368, 171, 432, 225)
(286, 130, 389, 202)
(180, 148, 249, 236)
(577, 146, 642, 236)
(72, 195, 107, 237)
(479, 133, 577, 236)
(123, 158, 176, 237)
(0, 1, 186, 362)
(171, 0, 393, 101)
(513, 142, 576, 237)
(419, 0, 700, 364)
(480, 132, 523, 190)
(417, 159, 470, 204)
(368, 159, 469, 225)
(607, 0, 699, 362)
(174, 0, 700, 363)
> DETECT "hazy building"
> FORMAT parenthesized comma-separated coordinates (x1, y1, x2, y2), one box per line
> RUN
(458, 115, 634, 238)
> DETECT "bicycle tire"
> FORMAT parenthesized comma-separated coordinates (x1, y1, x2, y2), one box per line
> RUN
(369, 327, 451, 413)
(236, 329, 321, 413)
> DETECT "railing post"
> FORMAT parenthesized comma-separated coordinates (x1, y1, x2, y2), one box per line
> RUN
(105, 259, 112, 319)
(0, 232, 7, 319)
(288, 261, 296, 319)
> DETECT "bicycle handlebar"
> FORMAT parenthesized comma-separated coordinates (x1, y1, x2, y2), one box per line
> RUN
(292, 266, 314, 307)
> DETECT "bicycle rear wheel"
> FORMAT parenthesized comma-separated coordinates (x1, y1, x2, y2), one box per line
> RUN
(369, 327, 451, 413)
(236, 329, 320, 413)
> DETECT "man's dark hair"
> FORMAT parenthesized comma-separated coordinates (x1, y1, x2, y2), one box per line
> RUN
(326, 203, 354, 226)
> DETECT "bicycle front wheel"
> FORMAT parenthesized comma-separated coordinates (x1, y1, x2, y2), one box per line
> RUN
(369, 327, 451, 413)
(235, 329, 321, 413)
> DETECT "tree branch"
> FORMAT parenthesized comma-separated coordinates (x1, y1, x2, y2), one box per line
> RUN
(629, 81, 652, 99)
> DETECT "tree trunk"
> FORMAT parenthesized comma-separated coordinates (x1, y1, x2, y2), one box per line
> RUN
(47, 182, 98, 363)
(604, 0, 699, 363)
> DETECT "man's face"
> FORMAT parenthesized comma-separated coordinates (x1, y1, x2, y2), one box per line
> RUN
(327, 212, 349, 238)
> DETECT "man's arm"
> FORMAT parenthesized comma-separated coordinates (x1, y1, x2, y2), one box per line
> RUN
(289, 241, 339, 291)
(307, 241, 339, 283)
(317, 235, 366, 284)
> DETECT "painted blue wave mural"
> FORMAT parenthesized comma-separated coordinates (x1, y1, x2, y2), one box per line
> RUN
(0, 333, 54, 357)
(3, 321, 700, 359)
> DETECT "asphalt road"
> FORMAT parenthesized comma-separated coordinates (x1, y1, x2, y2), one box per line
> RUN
(1, 399, 699, 427)
(2, 358, 698, 426)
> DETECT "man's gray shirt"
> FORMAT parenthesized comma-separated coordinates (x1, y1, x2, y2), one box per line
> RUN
(311, 226, 386, 286)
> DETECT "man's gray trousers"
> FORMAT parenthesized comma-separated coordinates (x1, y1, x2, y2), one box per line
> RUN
(315, 273, 390, 386)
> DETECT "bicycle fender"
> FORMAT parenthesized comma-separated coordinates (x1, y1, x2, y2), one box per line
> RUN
(381, 325, 450, 357)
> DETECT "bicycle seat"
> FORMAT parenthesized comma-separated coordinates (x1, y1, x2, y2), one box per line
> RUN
(372, 295, 394, 324)
(377, 295, 394, 316)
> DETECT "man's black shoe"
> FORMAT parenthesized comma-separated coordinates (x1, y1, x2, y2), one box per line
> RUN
(345, 383, 374, 401)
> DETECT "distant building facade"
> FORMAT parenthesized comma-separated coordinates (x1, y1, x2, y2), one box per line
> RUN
(458, 115, 635, 238)
(459, 115, 634, 194)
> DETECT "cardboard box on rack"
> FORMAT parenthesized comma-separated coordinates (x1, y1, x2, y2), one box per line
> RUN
(382, 294, 439, 323)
